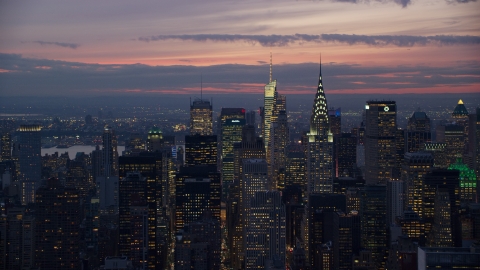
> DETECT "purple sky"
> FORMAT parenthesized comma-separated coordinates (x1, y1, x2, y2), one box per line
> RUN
(0, 0, 479, 96)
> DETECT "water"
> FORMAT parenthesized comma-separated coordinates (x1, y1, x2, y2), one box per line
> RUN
(41, 145, 125, 160)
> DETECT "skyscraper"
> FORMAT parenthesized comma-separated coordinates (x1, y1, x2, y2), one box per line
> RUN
(18, 124, 42, 204)
(270, 110, 289, 189)
(263, 53, 277, 153)
(0, 131, 11, 161)
(328, 107, 342, 136)
(97, 126, 119, 213)
(190, 99, 213, 136)
(146, 127, 164, 152)
(365, 101, 397, 185)
(102, 125, 118, 177)
(306, 60, 334, 194)
(402, 152, 433, 219)
(405, 111, 432, 153)
(220, 112, 246, 192)
(35, 178, 80, 269)
(175, 166, 221, 233)
(245, 191, 286, 269)
(184, 134, 217, 167)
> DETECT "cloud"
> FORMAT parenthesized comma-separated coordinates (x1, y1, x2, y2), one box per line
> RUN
(137, 33, 480, 47)
(32, 41, 79, 49)
(446, 0, 477, 3)
(1, 53, 479, 97)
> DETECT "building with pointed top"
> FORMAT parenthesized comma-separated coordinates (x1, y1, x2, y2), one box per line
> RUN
(306, 60, 334, 194)
(263, 54, 277, 156)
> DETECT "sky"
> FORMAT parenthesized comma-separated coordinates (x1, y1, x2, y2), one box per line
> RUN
(0, 0, 479, 97)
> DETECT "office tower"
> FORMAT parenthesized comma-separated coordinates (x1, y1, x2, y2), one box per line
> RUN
(417, 246, 480, 270)
(119, 155, 163, 269)
(246, 110, 256, 127)
(66, 158, 91, 199)
(306, 61, 334, 194)
(124, 133, 145, 156)
(228, 126, 266, 269)
(387, 179, 404, 226)
(423, 169, 461, 247)
(0, 131, 11, 161)
(147, 127, 164, 152)
(35, 178, 80, 269)
(360, 185, 387, 269)
(284, 145, 307, 199)
(452, 99, 469, 143)
(396, 208, 425, 245)
(306, 193, 346, 269)
(102, 125, 118, 177)
(448, 157, 477, 203)
(174, 212, 221, 270)
(427, 189, 454, 247)
(328, 107, 342, 136)
(245, 191, 286, 269)
(0, 207, 35, 270)
(401, 152, 433, 218)
(17, 125, 42, 204)
(175, 166, 221, 233)
(241, 159, 268, 231)
(338, 212, 361, 270)
(334, 133, 357, 178)
(263, 54, 277, 153)
(365, 101, 397, 185)
(270, 110, 289, 189)
(469, 108, 480, 182)
(118, 173, 148, 268)
(221, 115, 245, 192)
(395, 129, 405, 176)
(190, 98, 213, 135)
(444, 124, 465, 165)
(424, 142, 448, 168)
(184, 134, 217, 167)
(405, 112, 432, 153)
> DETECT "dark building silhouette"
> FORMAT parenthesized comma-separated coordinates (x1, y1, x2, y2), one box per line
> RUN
(35, 178, 80, 269)
(184, 134, 217, 167)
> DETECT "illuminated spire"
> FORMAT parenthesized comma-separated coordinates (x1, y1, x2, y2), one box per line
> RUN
(269, 52, 273, 83)
(311, 54, 329, 127)
(458, 99, 463, 105)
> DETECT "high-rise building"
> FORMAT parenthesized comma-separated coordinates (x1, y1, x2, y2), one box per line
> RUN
(334, 133, 357, 178)
(190, 99, 213, 135)
(263, 53, 277, 154)
(0, 131, 11, 161)
(124, 133, 145, 156)
(306, 193, 346, 268)
(444, 124, 465, 166)
(447, 157, 477, 203)
(241, 159, 268, 232)
(424, 142, 448, 168)
(35, 178, 80, 269)
(228, 126, 266, 269)
(338, 211, 361, 270)
(18, 124, 41, 205)
(423, 169, 461, 247)
(284, 145, 307, 199)
(270, 110, 289, 189)
(174, 212, 221, 270)
(387, 179, 404, 226)
(405, 112, 432, 153)
(118, 172, 149, 268)
(147, 127, 164, 152)
(451, 99, 469, 149)
(360, 185, 387, 269)
(306, 61, 334, 194)
(175, 166, 221, 233)
(184, 134, 217, 167)
(221, 116, 246, 192)
(102, 125, 118, 177)
(365, 101, 397, 185)
(401, 152, 433, 219)
(328, 107, 342, 136)
(467, 108, 480, 182)
(245, 191, 286, 269)
(0, 207, 35, 270)
(119, 155, 163, 269)
(397, 207, 425, 245)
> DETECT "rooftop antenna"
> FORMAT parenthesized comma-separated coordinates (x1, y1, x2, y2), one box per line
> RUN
(319, 53, 322, 75)
(200, 74, 203, 100)
(269, 52, 273, 83)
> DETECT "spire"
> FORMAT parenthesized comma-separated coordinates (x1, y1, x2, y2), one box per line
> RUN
(311, 53, 329, 128)
(269, 52, 273, 83)
(200, 74, 203, 100)
(458, 99, 463, 105)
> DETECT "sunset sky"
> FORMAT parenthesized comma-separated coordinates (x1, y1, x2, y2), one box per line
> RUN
(0, 0, 479, 96)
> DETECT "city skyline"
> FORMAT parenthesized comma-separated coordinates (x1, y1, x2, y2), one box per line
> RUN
(1, 0, 479, 97)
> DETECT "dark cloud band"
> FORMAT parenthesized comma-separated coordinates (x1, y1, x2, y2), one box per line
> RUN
(137, 34, 480, 47)
(33, 41, 79, 49)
